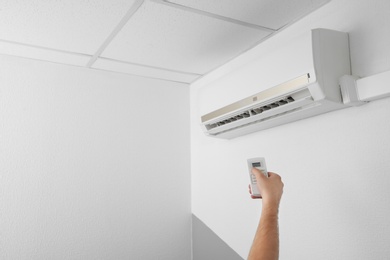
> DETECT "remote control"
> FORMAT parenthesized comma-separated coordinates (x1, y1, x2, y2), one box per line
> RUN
(247, 157, 268, 198)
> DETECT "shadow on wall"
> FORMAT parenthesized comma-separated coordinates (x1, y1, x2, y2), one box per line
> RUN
(192, 214, 244, 260)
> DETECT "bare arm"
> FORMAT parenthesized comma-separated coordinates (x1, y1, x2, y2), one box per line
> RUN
(248, 169, 284, 260)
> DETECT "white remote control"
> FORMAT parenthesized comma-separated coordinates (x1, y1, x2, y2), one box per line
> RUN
(247, 157, 268, 198)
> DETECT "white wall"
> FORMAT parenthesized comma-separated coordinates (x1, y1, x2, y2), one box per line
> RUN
(0, 55, 191, 259)
(190, 0, 390, 259)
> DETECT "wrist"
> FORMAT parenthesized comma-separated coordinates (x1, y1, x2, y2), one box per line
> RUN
(261, 201, 279, 216)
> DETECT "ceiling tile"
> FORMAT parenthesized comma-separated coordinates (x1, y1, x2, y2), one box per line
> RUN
(166, 0, 330, 30)
(0, 0, 137, 54)
(92, 58, 200, 83)
(101, 1, 271, 74)
(0, 41, 91, 66)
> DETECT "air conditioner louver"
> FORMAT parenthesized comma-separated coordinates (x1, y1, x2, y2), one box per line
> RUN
(206, 96, 296, 130)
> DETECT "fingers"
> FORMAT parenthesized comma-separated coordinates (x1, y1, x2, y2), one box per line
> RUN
(267, 172, 277, 179)
(248, 170, 283, 202)
(267, 172, 283, 185)
(248, 184, 262, 199)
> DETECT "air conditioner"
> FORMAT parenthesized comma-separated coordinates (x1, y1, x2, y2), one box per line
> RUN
(200, 29, 351, 139)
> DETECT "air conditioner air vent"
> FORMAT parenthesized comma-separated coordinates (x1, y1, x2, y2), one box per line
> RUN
(250, 96, 295, 116)
(206, 96, 295, 130)
(206, 111, 250, 130)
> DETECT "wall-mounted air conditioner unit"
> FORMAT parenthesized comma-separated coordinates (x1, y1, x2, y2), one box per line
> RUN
(200, 29, 351, 139)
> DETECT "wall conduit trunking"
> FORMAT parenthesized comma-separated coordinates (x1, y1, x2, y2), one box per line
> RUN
(200, 28, 351, 139)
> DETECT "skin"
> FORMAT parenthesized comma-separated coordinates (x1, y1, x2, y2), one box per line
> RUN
(248, 168, 284, 260)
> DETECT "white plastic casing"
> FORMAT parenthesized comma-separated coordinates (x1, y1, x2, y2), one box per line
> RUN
(247, 157, 268, 198)
(199, 28, 351, 139)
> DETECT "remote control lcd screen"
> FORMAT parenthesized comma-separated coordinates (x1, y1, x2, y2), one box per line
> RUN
(252, 162, 261, 167)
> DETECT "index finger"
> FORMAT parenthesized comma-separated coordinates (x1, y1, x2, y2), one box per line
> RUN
(267, 172, 281, 179)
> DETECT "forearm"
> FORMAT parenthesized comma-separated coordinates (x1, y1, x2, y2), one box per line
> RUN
(248, 206, 279, 260)
(248, 170, 283, 260)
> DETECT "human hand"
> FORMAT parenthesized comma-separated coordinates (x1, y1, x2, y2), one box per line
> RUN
(249, 168, 284, 209)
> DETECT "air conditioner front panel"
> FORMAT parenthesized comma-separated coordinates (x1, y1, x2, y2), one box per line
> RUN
(201, 73, 311, 124)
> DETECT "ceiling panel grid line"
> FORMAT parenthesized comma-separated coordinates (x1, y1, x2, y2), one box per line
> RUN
(162, 0, 331, 30)
(86, 0, 145, 67)
(99, 57, 202, 76)
(0, 39, 92, 57)
(0, 39, 92, 66)
(150, 0, 276, 32)
(89, 66, 197, 84)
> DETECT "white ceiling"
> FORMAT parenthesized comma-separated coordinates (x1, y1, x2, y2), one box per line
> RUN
(0, 0, 330, 83)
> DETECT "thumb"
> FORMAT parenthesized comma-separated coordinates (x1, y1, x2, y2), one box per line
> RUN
(251, 167, 266, 181)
